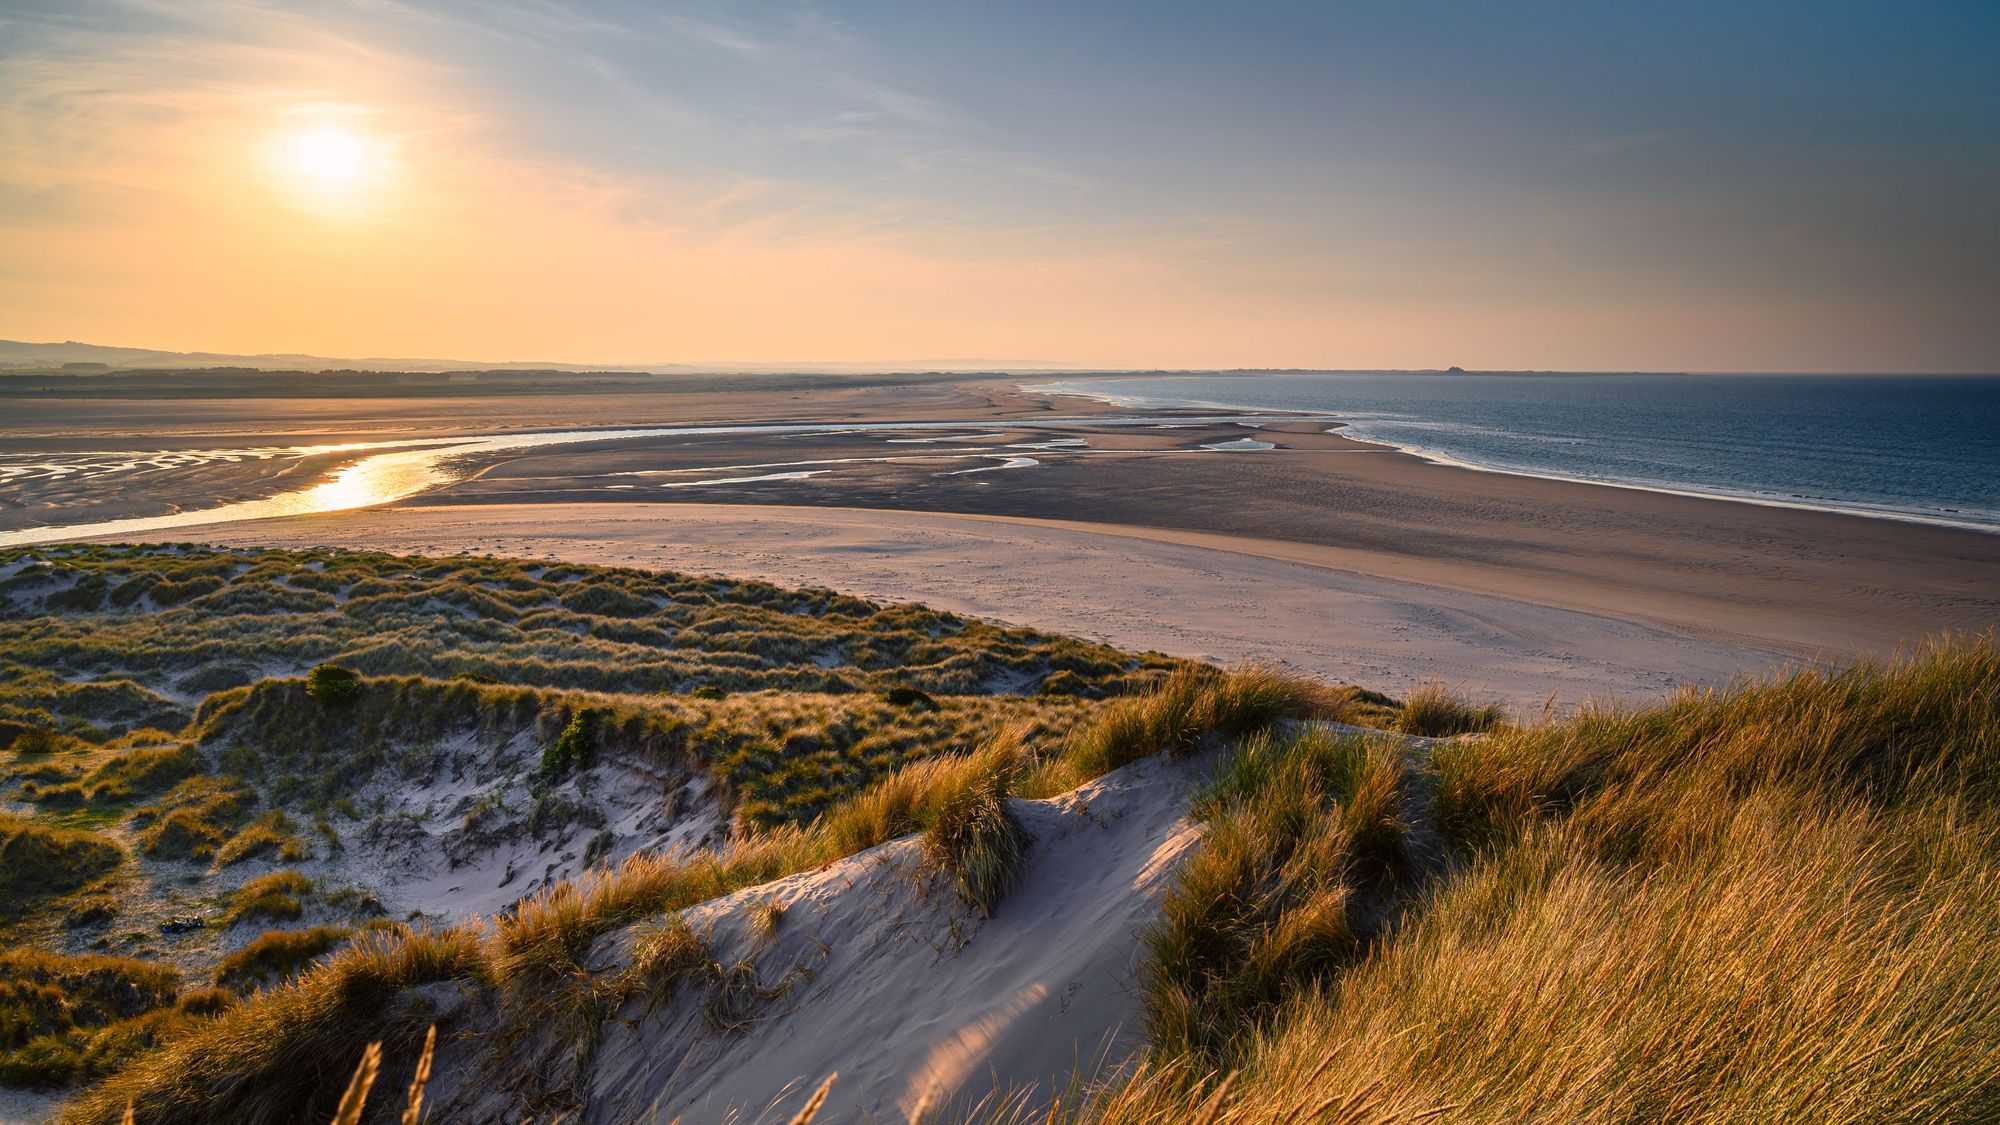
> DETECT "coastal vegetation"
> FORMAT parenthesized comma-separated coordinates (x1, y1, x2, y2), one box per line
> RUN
(0, 542, 1180, 1110)
(1070, 639, 2000, 1123)
(56, 663, 1330, 1122)
(7, 540, 1990, 1122)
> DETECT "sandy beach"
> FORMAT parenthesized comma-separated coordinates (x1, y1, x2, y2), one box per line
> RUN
(173, 502, 1788, 708)
(8, 377, 1990, 705)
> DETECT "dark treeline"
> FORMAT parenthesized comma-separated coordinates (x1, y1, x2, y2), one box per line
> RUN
(0, 367, 965, 398)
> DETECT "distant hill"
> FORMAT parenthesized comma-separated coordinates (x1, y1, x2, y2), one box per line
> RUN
(0, 338, 680, 374)
(0, 338, 1075, 375)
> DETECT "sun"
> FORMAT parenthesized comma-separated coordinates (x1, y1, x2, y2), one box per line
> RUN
(289, 126, 366, 186)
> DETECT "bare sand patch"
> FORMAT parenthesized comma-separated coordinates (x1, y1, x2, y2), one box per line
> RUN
(175, 503, 1794, 709)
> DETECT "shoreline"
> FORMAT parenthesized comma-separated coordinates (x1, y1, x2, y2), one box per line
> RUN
(1025, 380, 2000, 535)
(7, 378, 1995, 686)
(6, 374, 1995, 541)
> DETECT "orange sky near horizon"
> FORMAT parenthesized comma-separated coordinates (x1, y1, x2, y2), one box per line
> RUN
(3, 2, 1994, 372)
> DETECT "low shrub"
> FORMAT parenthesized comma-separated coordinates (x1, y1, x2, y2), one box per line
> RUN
(881, 686, 939, 711)
(303, 664, 362, 706)
(540, 708, 602, 780)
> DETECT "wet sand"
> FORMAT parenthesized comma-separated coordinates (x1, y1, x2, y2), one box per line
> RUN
(11, 378, 1993, 697)
(421, 410, 1999, 661)
(0, 382, 1110, 531)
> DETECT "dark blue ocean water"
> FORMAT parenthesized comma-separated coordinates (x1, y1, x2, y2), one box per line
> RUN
(1032, 373, 2000, 532)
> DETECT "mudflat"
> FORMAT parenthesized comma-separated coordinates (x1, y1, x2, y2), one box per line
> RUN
(9, 376, 1988, 698)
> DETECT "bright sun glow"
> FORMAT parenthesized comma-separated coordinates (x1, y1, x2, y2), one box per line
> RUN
(289, 126, 366, 185)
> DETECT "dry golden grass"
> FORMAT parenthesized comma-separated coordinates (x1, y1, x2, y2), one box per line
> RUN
(57, 667, 1309, 1120)
(50, 621, 2000, 1124)
(212, 926, 354, 992)
(1057, 638, 2000, 1124)
(919, 743, 1025, 916)
(222, 870, 312, 927)
(1389, 681, 1503, 737)
(1144, 727, 1417, 1060)
(1020, 664, 1324, 797)
(63, 927, 485, 1124)
(0, 949, 183, 1088)
(0, 814, 121, 901)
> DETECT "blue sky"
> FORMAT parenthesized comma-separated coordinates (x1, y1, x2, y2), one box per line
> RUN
(1, 0, 1995, 368)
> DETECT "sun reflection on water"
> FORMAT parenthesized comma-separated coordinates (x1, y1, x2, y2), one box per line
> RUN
(287, 448, 454, 515)
(0, 413, 1280, 549)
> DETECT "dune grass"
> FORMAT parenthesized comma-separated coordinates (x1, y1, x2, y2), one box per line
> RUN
(0, 949, 183, 1088)
(65, 926, 487, 1124)
(919, 744, 1026, 916)
(480, 667, 1321, 988)
(196, 672, 1095, 828)
(55, 666, 1321, 1120)
(132, 777, 254, 862)
(0, 814, 121, 901)
(1143, 727, 1420, 1060)
(1064, 638, 2000, 1123)
(224, 871, 313, 927)
(1, 543, 1170, 714)
(0, 543, 1212, 1109)
(1020, 664, 1324, 797)
(1390, 681, 1505, 737)
(213, 927, 356, 992)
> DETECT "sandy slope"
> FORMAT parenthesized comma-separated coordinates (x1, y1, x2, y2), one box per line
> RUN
(181, 502, 1797, 709)
(427, 749, 1216, 1124)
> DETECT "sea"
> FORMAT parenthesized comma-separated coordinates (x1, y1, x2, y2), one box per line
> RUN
(1029, 372, 2000, 533)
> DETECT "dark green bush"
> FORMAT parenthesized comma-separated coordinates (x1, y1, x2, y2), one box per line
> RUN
(302, 665, 361, 707)
(882, 686, 939, 711)
(540, 708, 602, 780)
(7, 725, 62, 755)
